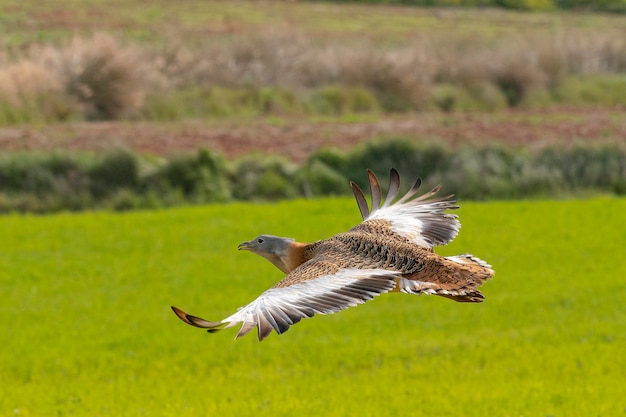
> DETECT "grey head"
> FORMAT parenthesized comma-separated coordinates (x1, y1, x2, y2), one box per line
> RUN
(238, 234, 295, 274)
(238, 234, 294, 255)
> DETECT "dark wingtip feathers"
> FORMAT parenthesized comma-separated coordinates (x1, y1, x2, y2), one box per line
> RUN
(397, 176, 423, 204)
(366, 169, 382, 213)
(382, 168, 401, 208)
(171, 305, 193, 324)
(235, 321, 256, 339)
(355, 168, 434, 215)
(171, 306, 225, 330)
(350, 181, 370, 220)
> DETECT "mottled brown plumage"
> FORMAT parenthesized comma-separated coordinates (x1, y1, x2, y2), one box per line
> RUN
(172, 168, 494, 341)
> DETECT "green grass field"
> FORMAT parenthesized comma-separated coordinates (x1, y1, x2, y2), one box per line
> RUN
(1, 197, 624, 416)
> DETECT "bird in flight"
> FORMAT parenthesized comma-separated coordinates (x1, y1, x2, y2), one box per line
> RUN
(172, 168, 494, 341)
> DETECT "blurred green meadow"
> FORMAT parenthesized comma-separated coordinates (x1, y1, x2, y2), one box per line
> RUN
(1, 196, 624, 416)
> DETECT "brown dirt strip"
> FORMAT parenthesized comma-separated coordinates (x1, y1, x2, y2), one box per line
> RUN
(0, 107, 623, 162)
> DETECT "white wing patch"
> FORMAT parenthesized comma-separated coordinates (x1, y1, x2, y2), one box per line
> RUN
(350, 169, 460, 248)
(220, 268, 399, 340)
(367, 199, 460, 248)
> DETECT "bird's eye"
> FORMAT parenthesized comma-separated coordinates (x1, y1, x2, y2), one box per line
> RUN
(257, 238, 264, 244)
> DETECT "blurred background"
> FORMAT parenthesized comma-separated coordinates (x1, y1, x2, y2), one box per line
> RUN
(0, 0, 624, 212)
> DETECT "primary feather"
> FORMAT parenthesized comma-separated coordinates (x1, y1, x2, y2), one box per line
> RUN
(172, 168, 494, 341)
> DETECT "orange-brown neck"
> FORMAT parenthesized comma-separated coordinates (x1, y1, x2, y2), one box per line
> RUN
(251, 240, 313, 275)
(284, 241, 312, 274)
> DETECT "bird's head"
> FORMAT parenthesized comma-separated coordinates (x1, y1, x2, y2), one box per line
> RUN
(238, 234, 294, 260)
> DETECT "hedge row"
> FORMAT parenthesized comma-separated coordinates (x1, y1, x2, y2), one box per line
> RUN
(315, 0, 626, 13)
(1, 140, 625, 213)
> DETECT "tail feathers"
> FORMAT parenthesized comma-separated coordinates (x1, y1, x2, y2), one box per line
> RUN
(396, 253, 494, 303)
(395, 277, 486, 303)
(446, 254, 494, 274)
(434, 289, 485, 303)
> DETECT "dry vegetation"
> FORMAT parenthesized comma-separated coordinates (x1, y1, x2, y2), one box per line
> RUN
(0, 7, 624, 124)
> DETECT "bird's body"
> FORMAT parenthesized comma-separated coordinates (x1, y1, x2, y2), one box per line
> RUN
(172, 169, 494, 340)
(271, 232, 489, 297)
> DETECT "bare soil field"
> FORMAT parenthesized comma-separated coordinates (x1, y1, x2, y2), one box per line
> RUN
(1, 107, 623, 161)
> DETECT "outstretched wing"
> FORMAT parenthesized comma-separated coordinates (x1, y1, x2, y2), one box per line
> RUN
(172, 259, 399, 341)
(350, 168, 460, 248)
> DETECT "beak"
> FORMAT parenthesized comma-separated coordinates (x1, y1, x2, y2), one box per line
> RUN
(238, 241, 252, 251)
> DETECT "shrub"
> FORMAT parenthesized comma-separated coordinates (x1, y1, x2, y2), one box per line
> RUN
(145, 149, 230, 201)
(0, 152, 88, 196)
(547, 75, 626, 106)
(55, 34, 146, 120)
(296, 160, 348, 197)
(432, 84, 467, 112)
(555, 0, 626, 12)
(138, 90, 190, 121)
(494, 0, 556, 10)
(257, 87, 302, 115)
(0, 33, 148, 123)
(89, 149, 139, 198)
(230, 156, 297, 200)
(307, 85, 380, 115)
(341, 50, 434, 112)
(314, 139, 450, 191)
(106, 188, 142, 211)
(535, 145, 626, 192)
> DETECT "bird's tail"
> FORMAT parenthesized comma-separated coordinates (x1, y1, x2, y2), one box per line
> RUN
(396, 254, 494, 303)
(445, 254, 494, 278)
(439, 254, 494, 302)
